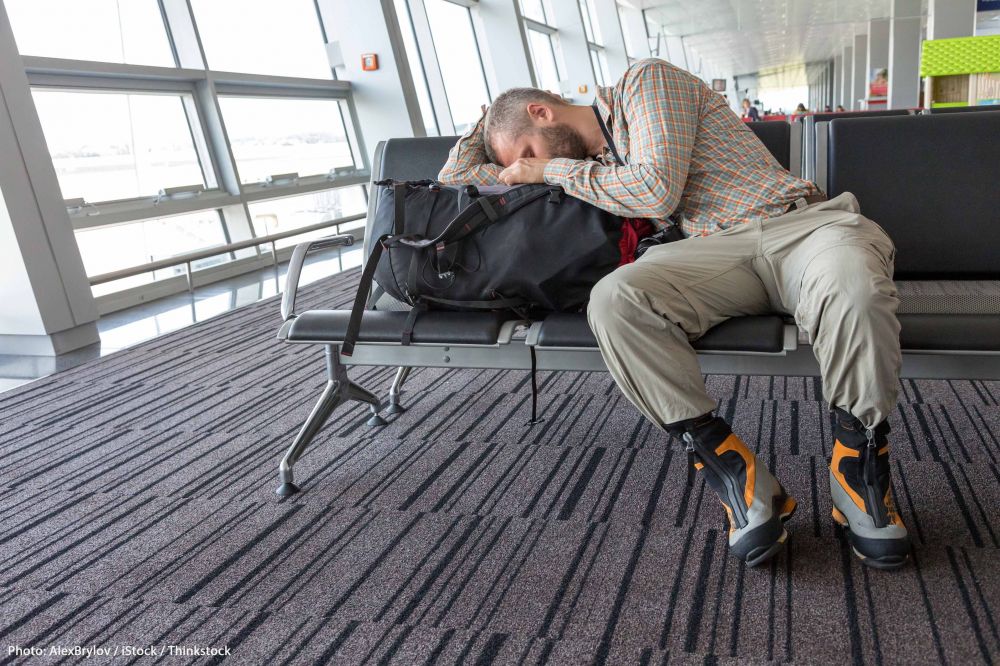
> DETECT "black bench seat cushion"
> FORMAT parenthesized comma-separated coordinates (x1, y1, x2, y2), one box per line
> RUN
(898, 314, 1000, 351)
(536, 313, 787, 353)
(285, 310, 514, 345)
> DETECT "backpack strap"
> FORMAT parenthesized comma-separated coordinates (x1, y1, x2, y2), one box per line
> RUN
(342, 234, 389, 356)
(393, 182, 407, 235)
(400, 300, 427, 345)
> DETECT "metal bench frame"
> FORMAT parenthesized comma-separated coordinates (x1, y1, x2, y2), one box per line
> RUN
(273, 132, 1000, 496)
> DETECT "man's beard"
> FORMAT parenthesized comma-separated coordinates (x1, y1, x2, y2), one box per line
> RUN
(537, 123, 589, 160)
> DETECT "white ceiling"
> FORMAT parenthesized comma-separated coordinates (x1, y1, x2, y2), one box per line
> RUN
(638, 0, 928, 75)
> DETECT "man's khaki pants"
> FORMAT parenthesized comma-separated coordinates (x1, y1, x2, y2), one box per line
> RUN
(587, 192, 901, 430)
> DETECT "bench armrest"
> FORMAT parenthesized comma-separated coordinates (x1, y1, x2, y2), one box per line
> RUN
(280, 234, 354, 321)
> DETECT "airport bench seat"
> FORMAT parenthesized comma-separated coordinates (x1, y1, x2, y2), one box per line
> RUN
(272, 116, 1000, 496)
(282, 310, 788, 353)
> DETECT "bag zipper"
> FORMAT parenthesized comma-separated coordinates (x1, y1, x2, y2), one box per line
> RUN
(863, 428, 889, 527)
(684, 433, 749, 529)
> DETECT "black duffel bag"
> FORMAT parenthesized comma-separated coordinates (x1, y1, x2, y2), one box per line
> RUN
(342, 179, 671, 355)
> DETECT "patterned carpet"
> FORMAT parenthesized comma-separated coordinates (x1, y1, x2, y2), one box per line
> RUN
(1, 267, 998, 665)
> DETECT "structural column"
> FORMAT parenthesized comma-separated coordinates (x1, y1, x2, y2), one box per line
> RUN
(316, 0, 425, 142)
(888, 0, 922, 109)
(852, 34, 868, 110)
(0, 3, 99, 355)
(475, 0, 534, 93)
(841, 44, 853, 109)
(927, 0, 976, 39)
(592, 0, 629, 81)
(833, 54, 843, 107)
(619, 4, 650, 59)
(867, 18, 890, 108)
(548, 0, 597, 101)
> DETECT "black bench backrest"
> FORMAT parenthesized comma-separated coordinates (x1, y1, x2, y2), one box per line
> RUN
(745, 121, 790, 170)
(827, 113, 1000, 279)
(803, 109, 913, 124)
(927, 105, 1000, 114)
(377, 123, 794, 182)
(377, 136, 457, 180)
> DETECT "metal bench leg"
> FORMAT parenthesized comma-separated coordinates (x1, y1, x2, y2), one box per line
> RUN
(276, 345, 384, 496)
(385, 366, 411, 415)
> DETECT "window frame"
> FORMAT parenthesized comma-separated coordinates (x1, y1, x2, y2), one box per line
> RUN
(515, 1, 565, 93)
(577, 0, 608, 87)
(400, 0, 493, 135)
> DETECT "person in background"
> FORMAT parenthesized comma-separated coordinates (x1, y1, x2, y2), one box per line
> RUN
(740, 98, 760, 121)
(824, 104, 832, 112)
(794, 103, 808, 114)
(836, 104, 846, 112)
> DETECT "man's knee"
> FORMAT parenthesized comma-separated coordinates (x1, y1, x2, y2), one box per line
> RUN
(799, 246, 899, 327)
(588, 268, 635, 331)
(587, 264, 680, 330)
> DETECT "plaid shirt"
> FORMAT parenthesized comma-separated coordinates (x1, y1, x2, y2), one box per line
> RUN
(438, 59, 821, 237)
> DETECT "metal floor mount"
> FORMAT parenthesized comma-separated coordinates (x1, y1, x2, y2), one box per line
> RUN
(276, 344, 384, 496)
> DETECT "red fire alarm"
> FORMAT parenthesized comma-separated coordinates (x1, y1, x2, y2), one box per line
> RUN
(361, 53, 379, 71)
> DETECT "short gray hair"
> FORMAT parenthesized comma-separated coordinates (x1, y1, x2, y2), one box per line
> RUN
(483, 87, 567, 163)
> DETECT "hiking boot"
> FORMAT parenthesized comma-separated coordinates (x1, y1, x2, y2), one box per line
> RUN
(829, 408, 911, 570)
(680, 416, 797, 567)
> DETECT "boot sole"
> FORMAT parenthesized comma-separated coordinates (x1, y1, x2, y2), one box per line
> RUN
(832, 508, 909, 570)
(737, 493, 796, 567)
(744, 528, 788, 567)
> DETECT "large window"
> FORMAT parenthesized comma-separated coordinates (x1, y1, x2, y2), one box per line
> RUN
(249, 187, 367, 250)
(219, 96, 356, 184)
(579, 0, 610, 86)
(392, 0, 439, 136)
(617, 4, 638, 61)
(189, 0, 332, 79)
(33, 90, 208, 203)
(77, 210, 230, 296)
(526, 30, 563, 93)
(518, 0, 564, 94)
(9, 0, 367, 309)
(5, 0, 174, 67)
(423, 0, 491, 132)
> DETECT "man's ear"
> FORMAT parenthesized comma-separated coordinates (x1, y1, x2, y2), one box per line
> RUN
(525, 102, 554, 124)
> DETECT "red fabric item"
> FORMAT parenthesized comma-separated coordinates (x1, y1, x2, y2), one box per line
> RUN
(618, 218, 655, 266)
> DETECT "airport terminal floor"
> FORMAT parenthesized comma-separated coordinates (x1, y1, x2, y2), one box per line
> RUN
(3, 0, 1000, 664)
(3, 265, 999, 664)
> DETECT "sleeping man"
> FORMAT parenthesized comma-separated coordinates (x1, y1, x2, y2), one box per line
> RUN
(437, 59, 910, 570)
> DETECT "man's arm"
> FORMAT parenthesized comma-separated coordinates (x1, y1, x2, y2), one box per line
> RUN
(437, 115, 503, 185)
(541, 60, 698, 219)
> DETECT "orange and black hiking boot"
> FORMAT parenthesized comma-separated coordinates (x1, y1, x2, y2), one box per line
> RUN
(679, 416, 797, 567)
(829, 408, 911, 570)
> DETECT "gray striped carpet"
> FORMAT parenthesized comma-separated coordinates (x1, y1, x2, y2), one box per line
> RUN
(1, 268, 999, 665)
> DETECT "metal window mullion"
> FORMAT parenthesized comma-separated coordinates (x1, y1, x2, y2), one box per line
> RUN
(407, 0, 456, 136)
(465, 4, 493, 101)
(159, 0, 209, 69)
(383, 0, 437, 136)
(21, 55, 206, 81)
(239, 173, 371, 203)
(342, 94, 370, 172)
(512, 3, 539, 88)
(69, 191, 241, 230)
(210, 72, 350, 96)
(211, 81, 350, 100)
(523, 17, 557, 35)
(25, 73, 197, 93)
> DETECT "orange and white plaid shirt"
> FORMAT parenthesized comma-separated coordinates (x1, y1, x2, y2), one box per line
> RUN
(438, 58, 821, 237)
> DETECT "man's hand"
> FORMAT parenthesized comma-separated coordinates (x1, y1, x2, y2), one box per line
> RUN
(498, 158, 550, 185)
